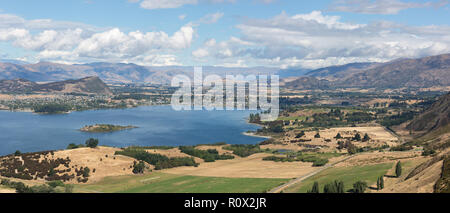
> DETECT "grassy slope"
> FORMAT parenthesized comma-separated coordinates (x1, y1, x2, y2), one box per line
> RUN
(284, 163, 393, 193)
(74, 172, 288, 193)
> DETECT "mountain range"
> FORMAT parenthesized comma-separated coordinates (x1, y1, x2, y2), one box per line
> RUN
(0, 62, 282, 85)
(1, 53, 449, 89)
(285, 53, 450, 90)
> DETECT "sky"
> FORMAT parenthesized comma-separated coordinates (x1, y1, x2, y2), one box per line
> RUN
(0, 0, 450, 69)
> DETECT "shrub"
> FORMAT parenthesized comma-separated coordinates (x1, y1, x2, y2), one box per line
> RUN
(296, 131, 305, 138)
(179, 146, 234, 162)
(82, 167, 90, 178)
(312, 158, 328, 167)
(314, 132, 321, 138)
(115, 147, 198, 170)
(362, 133, 370, 142)
(223, 144, 261, 157)
(390, 145, 413, 152)
(422, 149, 436, 156)
(85, 138, 99, 148)
(67, 143, 84, 149)
(47, 180, 65, 188)
(353, 181, 367, 193)
(353, 133, 362, 141)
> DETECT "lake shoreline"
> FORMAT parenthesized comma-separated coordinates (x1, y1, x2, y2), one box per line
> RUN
(242, 131, 272, 139)
(0, 105, 263, 156)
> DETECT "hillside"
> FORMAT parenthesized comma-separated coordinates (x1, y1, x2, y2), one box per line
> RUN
(0, 79, 38, 93)
(408, 92, 450, 134)
(305, 62, 378, 79)
(284, 76, 332, 90)
(339, 54, 450, 88)
(284, 53, 450, 90)
(0, 76, 112, 95)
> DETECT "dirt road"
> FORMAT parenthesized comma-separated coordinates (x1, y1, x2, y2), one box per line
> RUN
(268, 155, 356, 193)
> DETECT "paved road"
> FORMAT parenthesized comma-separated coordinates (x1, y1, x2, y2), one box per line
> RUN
(268, 155, 356, 193)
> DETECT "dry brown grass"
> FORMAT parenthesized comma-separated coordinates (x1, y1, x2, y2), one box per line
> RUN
(335, 151, 422, 168)
(275, 126, 399, 153)
(376, 158, 442, 193)
(0, 186, 15, 193)
(52, 146, 136, 183)
(162, 153, 322, 179)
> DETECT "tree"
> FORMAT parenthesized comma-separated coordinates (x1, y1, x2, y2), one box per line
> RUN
(336, 180, 345, 193)
(323, 180, 344, 193)
(132, 161, 146, 174)
(379, 176, 384, 189)
(314, 132, 321, 138)
(82, 167, 90, 178)
(353, 181, 367, 193)
(249, 113, 261, 124)
(362, 133, 370, 142)
(308, 182, 320, 193)
(353, 133, 362, 141)
(346, 141, 358, 155)
(376, 176, 384, 190)
(14, 150, 21, 156)
(85, 138, 99, 148)
(335, 133, 342, 139)
(323, 182, 336, 193)
(296, 131, 306, 138)
(48, 168, 56, 177)
(395, 161, 402, 178)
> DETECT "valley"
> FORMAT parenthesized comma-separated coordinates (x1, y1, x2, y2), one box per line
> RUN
(0, 53, 449, 194)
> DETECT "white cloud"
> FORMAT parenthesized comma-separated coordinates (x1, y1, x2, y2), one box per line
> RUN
(330, 0, 450, 15)
(0, 13, 194, 65)
(179, 14, 187, 20)
(198, 12, 224, 24)
(0, 13, 99, 31)
(192, 48, 210, 58)
(218, 59, 248, 68)
(130, 0, 244, 10)
(139, 0, 198, 9)
(126, 54, 182, 66)
(193, 11, 450, 69)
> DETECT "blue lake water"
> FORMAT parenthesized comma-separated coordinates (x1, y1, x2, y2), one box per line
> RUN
(0, 105, 263, 156)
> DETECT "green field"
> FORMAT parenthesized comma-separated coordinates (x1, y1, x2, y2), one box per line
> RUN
(284, 163, 393, 193)
(0, 185, 14, 191)
(74, 172, 288, 193)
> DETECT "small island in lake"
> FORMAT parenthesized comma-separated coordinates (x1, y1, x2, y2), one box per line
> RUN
(80, 124, 138, 133)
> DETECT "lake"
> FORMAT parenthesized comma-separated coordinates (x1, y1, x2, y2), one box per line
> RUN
(0, 105, 263, 156)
